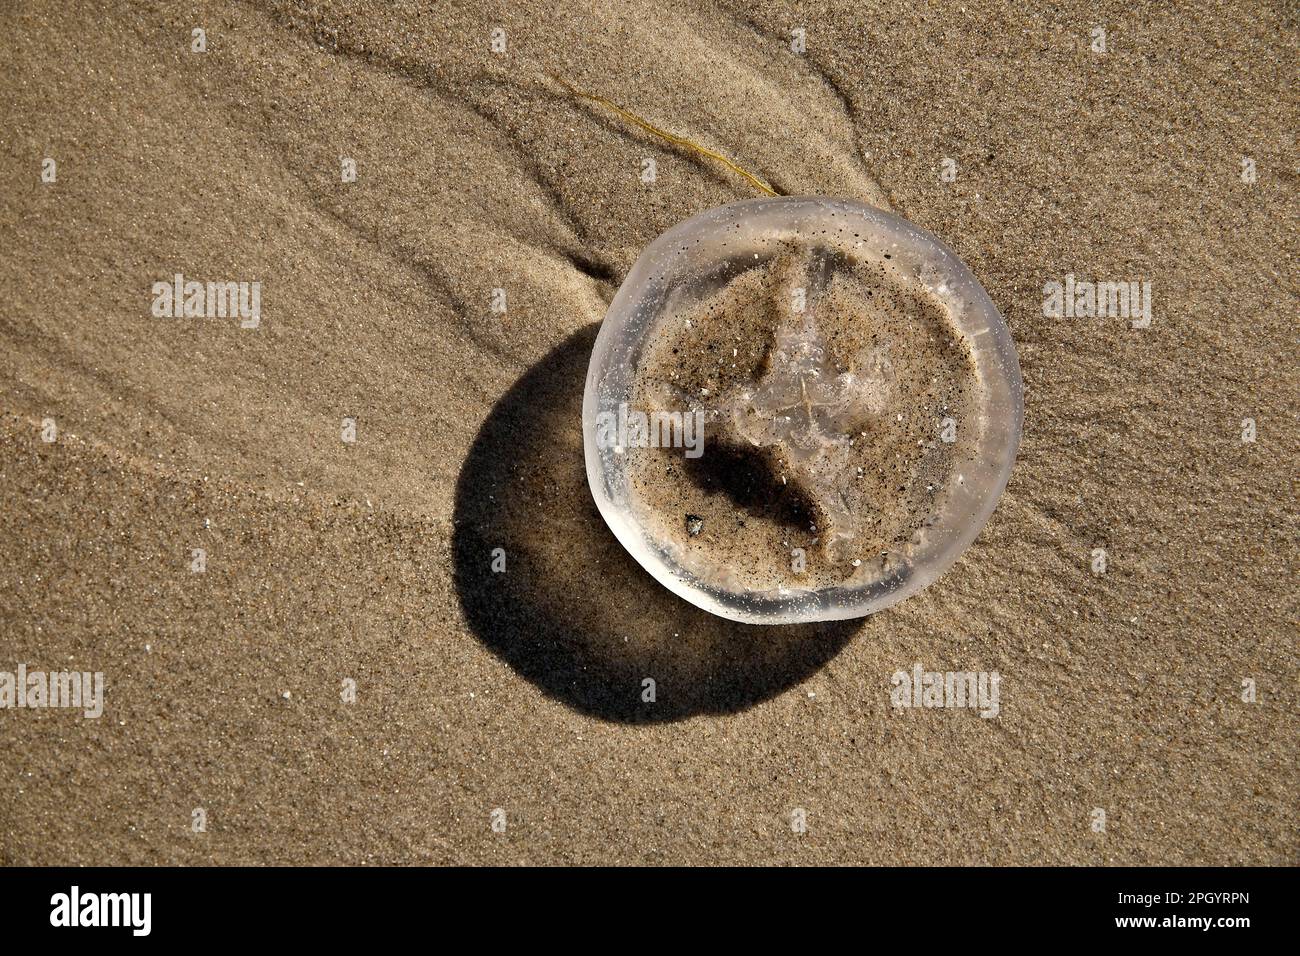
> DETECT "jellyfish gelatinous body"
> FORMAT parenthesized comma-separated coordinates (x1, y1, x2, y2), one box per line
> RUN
(583, 197, 1023, 624)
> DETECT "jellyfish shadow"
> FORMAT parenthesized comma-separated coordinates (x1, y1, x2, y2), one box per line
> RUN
(452, 325, 860, 723)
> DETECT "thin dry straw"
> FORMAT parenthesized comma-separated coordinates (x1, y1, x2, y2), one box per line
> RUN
(549, 74, 781, 198)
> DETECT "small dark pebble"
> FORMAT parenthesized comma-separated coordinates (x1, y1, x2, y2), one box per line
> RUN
(685, 514, 704, 537)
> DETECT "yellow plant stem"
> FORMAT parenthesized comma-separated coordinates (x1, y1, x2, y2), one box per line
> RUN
(550, 75, 781, 198)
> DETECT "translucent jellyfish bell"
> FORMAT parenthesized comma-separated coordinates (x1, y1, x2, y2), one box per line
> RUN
(583, 197, 1023, 624)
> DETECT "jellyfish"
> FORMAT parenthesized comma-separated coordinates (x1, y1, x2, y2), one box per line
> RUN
(584, 197, 1023, 624)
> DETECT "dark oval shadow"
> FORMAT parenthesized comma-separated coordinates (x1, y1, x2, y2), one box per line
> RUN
(452, 325, 859, 723)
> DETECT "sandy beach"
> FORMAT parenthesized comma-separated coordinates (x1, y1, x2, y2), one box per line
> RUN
(1, 0, 1296, 864)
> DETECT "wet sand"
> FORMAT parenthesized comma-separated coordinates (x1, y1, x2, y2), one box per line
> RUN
(0, 0, 1296, 864)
